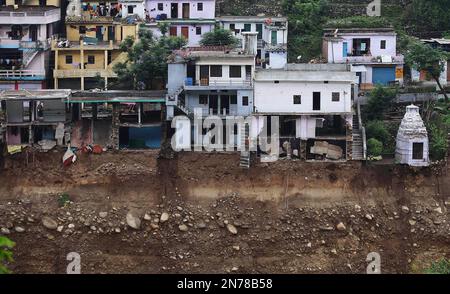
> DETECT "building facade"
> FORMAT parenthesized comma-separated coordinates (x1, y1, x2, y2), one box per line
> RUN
(217, 16, 288, 69)
(0, 2, 61, 90)
(144, 0, 216, 46)
(322, 28, 404, 90)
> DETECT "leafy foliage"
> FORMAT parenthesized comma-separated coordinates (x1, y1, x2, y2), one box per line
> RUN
(402, 0, 450, 37)
(58, 193, 71, 207)
(325, 16, 392, 29)
(113, 28, 187, 90)
(365, 120, 398, 154)
(367, 138, 383, 157)
(428, 123, 449, 161)
(364, 86, 398, 121)
(424, 259, 450, 274)
(199, 28, 238, 47)
(0, 236, 15, 274)
(282, 0, 329, 62)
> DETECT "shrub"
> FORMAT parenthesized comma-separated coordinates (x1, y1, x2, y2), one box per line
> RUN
(58, 193, 71, 207)
(428, 124, 448, 161)
(199, 28, 238, 47)
(0, 236, 15, 274)
(364, 86, 398, 121)
(425, 259, 450, 274)
(367, 138, 383, 157)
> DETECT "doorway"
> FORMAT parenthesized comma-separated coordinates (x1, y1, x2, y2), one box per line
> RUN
(182, 3, 190, 19)
(200, 65, 209, 85)
(169, 26, 177, 36)
(171, 3, 178, 18)
(29, 25, 38, 42)
(220, 95, 230, 115)
(96, 26, 103, 41)
(181, 27, 189, 40)
(107, 26, 115, 41)
(313, 92, 321, 111)
(209, 95, 218, 114)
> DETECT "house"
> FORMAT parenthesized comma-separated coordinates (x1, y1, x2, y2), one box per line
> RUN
(144, 0, 216, 46)
(253, 63, 362, 161)
(410, 38, 450, 87)
(65, 90, 166, 149)
(52, 1, 139, 90)
(0, 3, 61, 90)
(322, 28, 404, 90)
(217, 16, 288, 69)
(166, 33, 257, 121)
(0, 89, 71, 152)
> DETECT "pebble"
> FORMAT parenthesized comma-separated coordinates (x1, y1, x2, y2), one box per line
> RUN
(42, 216, 58, 230)
(401, 206, 410, 214)
(336, 222, 346, 231)
(179, 224, 188, 232)
(126, 211, 141, 230)
(160, 212, 170, 223)
(365, 214, 373, 221)
(1, 227, 10, 235)
(227, 224, 238, 235)
(99, 212, 108, 218)
(15, 226, 25, 233)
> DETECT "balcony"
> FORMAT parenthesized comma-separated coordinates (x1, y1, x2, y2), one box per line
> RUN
(19, 39, 52, 50)
(53, 68, 117, 79)
(184, 78, 252, 90)
(344, 54, 404, 64)
(0, 6, 60, 25)
(52, 39, 121, 51)
(0, 70, 45, 80)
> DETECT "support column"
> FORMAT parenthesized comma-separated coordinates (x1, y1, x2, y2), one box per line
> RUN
(54, 78, 58, 89)
(110, 103, 120, 150)
(80, 77, 85, 91)
(80, 44, 85, 90)
(138, 103, 142, 126)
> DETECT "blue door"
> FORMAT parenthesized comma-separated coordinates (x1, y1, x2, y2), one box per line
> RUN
(372, 67, 395, 85)
(343, 42, 348, 57)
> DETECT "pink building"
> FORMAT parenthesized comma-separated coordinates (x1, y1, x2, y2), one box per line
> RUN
(144, 0, 216, 46)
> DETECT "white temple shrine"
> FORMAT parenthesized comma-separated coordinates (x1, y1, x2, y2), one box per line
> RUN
(395, 105, 430, 167)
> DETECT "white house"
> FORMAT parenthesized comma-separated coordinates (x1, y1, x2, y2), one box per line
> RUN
(253, 63, 359, 161)
(217, 16, 288, 69)
(322, 28, 404, 90)
(144, 0, 216, 46)
(395, 105, 429, 167)
(0, 5, 61, 90)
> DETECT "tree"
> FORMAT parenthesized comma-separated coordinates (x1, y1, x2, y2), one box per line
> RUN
(424, 259, 450, 274)
(367, 138, 383, 158)
(0, 236, 15, 274)
(364, 86, 398, 121)
(282, 0, 329, 62)
(402, 0, 450, 38)
(405, 41, 449, 101)
(113, 28, 187, 90)
(199, 28, 238, 47)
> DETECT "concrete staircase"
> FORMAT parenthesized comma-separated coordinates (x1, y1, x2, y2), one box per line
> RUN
(22, 49, 39, 67)
(239, 123, 250, 168)
(352, 112, 365, 160)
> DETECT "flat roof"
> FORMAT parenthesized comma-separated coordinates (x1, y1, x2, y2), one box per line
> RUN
(0, 89, 71, 101)
(67, 90, 167, 103)
(217, 16, 287, 22)
(0, 5, 59, 12)
(255, 68, 356, 83)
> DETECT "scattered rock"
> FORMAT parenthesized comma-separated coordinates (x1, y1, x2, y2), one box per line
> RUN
(232, 245, 240, 251)
(115, 228, 121, 233)
(99, 212, 108, 218)
(355, 205, 361, 212)
(179, 224, 188, 232)
(160, 212, 170, 223)
(306, 242, 312, 248)
(365, 214, 373, 221)
(227, 224, 238, 235)
(126, 211, 141, 230)
(433, 207, 443, 214)
(336, 222, 346, 231)
(143, 214, 152, 221)
(15, 226, 25, 233)
(401, 206, 410, 214)
(68, 224, 75, 229)
(42, 216, 58, 230)
(57, 226, 64, 232)
(408, 219, 417, 226)
(1, 227, 10, 235)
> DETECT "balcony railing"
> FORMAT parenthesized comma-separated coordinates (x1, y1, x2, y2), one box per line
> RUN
(184, 78, 252, 87)
(345, 55, 404, 64)
(53, 68, 117, 78)
(19, 39, 51, 50)
(0, 70, 45, 79)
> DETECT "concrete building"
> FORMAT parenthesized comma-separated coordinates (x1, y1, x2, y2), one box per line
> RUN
(217, 16, 288, 69)
(0, 3, 61, 90)
(52, 1, 139, 90)
(395, 105, 429, 167)
(0, 89, 71, 152)
(253, 63, 362, 161)
(411, 38, 450, 87)
(322, 28, 404, 90)
(166, 35, 257, 120)
(144, 0, 216, 46)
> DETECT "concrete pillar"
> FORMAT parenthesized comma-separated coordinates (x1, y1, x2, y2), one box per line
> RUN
(81, 77, 85, 91)
(104, 50, 108, 69)
(111, 103, 120, 149)
(28, 125, 33, 145)
(104, 77, 108, 90)
(54, 49, 58, 70)
(54, 78, 58, 89)
(138, 103, 142, 125)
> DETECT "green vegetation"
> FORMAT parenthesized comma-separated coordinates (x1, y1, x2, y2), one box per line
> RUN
(367, 138, 383, 157)
(366, 120, 397, 154)
(113, 28, 187, 90)
(402, 0, 450, 38)
(325, 16, 391, 29)
(364, 86, 398, 121)
(199, 28, 238, 47)
(0, 236, 15, 274)
(58, 193, 71, 207)
(424, 258, 450, 274)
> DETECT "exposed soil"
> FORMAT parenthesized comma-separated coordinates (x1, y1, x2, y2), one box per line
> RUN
(0, 149, 448, 274)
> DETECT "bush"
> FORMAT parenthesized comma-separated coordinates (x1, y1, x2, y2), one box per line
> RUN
(0, 236, 15, 274)
(425, 259, 450, 274)
(58, 193, 71, 207)
(364, 86, 398, 121)
(428, 124, 448, 161)
(366, 121, 390, 143)
(199, 28, 238, 47)
(367, 138, 383, 157)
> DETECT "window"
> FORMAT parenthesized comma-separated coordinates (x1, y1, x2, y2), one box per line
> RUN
(196, 27, 202, 35)
(242, 96, 249, 106)
(107, 51, 112, 65)
(274, 80, 280, 84)
(128, 5, 134, 14)
(412, 142, 424, 160)
(87, 55, 95, 64)
(199, 95, 208, 105)
(293, 95, 301, 104)
(210, 65, 222, 77)
(229, 66, 241, 78)
(197, 3, 203, 11)
(332, 92, 340, 102)
(65, 55, 73, 64)
(380, 40, 386, 49)
(230, 95, 237, 104)
(243, 24, 251, 32)
(158, 3, 163, 10)
(229, 24, 235, 31)
(79, 26, 87, 34)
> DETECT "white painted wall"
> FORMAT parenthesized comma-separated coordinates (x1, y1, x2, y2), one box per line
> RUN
(146, 0, 216, 19)
(254, 81, 352, 114)
(120, 1, 145, 19)
(219, 21, 288, 46)
(296, 116, 316, 139)
(185, 89, 253, 116)
(267, 51, 287, 69)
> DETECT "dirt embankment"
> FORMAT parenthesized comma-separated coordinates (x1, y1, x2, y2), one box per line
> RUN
(0, 150, 448, 274)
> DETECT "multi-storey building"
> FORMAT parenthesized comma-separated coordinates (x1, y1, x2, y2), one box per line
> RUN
(0, 1, 61, 90)
(322, 27, 404, 90)
(144, 0, 216, 46)
(217, 16, 288, 69)
(52, 1, 139, 90)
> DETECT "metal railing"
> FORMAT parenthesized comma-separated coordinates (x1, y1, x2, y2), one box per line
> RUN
(0, 70, 45, 78)
(0, 8, 60, 18)
(185, 79, 252, 87)
(19, 38, 51, 50)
